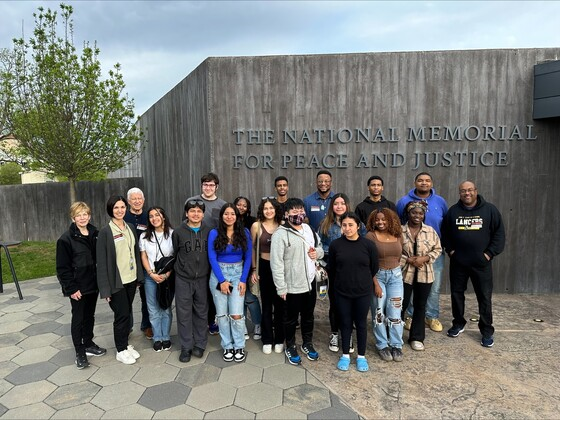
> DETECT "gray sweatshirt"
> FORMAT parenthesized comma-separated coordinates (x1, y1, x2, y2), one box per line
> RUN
(270, 224, 324, 296)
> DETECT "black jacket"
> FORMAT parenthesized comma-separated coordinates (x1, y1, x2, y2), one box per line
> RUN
(56, 223, 98, 296)
(441, 195, 505, 268)
(172, 222, 211, 280)
(355, 196, 397, 225)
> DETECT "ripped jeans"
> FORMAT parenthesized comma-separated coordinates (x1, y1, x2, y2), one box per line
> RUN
(210, 262, 246, 350)
(370, 267, 404, 350)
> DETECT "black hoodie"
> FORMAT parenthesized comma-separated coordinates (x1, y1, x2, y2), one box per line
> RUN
(354, 195, 397, 225)
(441, 195, 505, 268)
(172, 222, 211, 280)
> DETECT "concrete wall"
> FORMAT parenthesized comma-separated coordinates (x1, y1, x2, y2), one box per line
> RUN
(0, 178, 143, 241)
(140, 48, 560, 293)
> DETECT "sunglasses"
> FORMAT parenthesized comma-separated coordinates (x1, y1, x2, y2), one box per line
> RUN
(187, 200, 204, 206)
(261, 196, 276, 200)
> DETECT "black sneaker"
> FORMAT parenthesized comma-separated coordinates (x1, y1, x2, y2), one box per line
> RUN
(153, 341, 163, 352)
(301, 343, 319, 361)
(75, 352, 90, 369)
(162, 340, 172, 351)
(285, 345, 301, 365)
(391, 347, 403, 362)
(85, 343, 106, 357)
(447, 324, 466, 338)
(223, 348, 234, 362)
(179, 349, 192, 362)
(378, 347, 393, 362)
(192, 346, 205, 358)
(234, 348, 246, 363)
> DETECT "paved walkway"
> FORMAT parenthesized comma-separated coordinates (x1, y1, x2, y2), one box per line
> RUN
(0, 276, 559, 419)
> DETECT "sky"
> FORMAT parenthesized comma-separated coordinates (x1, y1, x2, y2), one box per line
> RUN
(1, 1, 559, 116)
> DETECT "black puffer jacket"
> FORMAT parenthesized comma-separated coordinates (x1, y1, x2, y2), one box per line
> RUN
(56, 223, 98, 296)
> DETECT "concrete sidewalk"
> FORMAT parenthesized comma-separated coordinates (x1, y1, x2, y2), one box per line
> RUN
(0, 276, 558, 419)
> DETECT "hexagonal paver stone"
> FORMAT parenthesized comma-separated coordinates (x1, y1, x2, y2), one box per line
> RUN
(204, 349, 238, 369)
(137, 381, 191, 412)
(263, 364, 306, 389)
(26, 311, 64, 323)
(0, 310, 33, 324)
(22, 321, 63, 336)
(219, 362, 263, 387)
(186, 382, 236, 412)
(256, 405, 307, 420)
(0, 345, 23, 362)
(205, 405, 255, 419)
(0, 402, 55, 419)
(132, 363, 180, 387)
(246, 348, 286, 368)
(11, 346, 59, 366)
(0, 402, 7, 417)
(49, 348, 78, 367)
(284, 384, 332, 415)
(50, 402, 105, 419)
(0, 361, 18, 379)
(44, 381, 101, 410)
(89, 363, 139, 386)
(0, 380, 57, 409)
(0, 320, 30, 335)
(176, 364, 221, 388)
(0, 379, 13, 398)
(48, 364, 98, 386)
(90, 381, 145, 411)
(5, 361, 59, 385)
(101, 403, 154, 420)
(17, 332, 60, 349)
(235, 382, 283, 413)
(153, 404, 204, 419)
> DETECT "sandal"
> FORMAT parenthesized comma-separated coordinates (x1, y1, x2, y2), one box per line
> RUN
(356, 358, 369, 372)
(337, 355, 350, 371)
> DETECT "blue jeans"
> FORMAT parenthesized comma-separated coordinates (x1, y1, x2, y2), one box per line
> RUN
(370, 267, 404, 350)
(144, 272, 172, 342)
(406, 254, 444, 319)
(244, 288, 262, 326)
(210, 262, 246, 350)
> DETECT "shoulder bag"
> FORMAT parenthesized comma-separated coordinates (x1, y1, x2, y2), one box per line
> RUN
(154, 234, 175, 309)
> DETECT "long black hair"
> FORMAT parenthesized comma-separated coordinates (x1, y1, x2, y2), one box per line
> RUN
(213, 203, 248, 252)
(144, 206, 173, 241)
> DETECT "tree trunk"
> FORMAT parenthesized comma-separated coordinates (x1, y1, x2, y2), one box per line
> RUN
(69, 179, 76, 204)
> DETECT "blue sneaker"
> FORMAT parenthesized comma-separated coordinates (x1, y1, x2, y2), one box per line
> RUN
(285, 345, 302, 365)
(481, 336, 494, 347)
(301, 343, 319, 361)
(209, 322, 219, 335)
(447, 324, 466, 338)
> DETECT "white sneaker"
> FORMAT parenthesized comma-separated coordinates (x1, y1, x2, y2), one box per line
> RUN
(116, 349, 136, 364)
(253, 324, 262, 340)
(262, 344, 272, 354)
(329, 333, 339, 352)
(274, 343, 284, 353)
(127, 345, 140, 359)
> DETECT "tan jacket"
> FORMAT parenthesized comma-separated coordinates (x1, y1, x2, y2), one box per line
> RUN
(400, 223, 442, 284)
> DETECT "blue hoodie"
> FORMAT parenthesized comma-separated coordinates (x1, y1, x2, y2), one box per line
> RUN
(396, 188, 448, 237)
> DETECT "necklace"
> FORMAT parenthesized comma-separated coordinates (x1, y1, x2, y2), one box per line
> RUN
(110, 220, 135, 270)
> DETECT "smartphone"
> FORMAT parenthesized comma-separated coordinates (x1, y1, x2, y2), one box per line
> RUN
(216, 282, 233, 292)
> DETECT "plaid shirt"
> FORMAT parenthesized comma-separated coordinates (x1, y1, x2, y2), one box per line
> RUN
(400, 223, 442, 284)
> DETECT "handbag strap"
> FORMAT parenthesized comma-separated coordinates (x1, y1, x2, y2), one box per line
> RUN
(154, 233, 166, 259)
(287, 226, 319, 265)
(255, 223, 261, 274)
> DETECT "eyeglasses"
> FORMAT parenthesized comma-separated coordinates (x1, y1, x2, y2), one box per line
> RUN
(261, 196, 276, 200)
(459, 188, 476, 194)
(202, 183, 216, 188)
(317, 180, 332, 184)
(187, 200, 204, 206)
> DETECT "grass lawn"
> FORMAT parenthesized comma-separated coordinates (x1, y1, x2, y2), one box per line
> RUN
(1, 241, 57, 283)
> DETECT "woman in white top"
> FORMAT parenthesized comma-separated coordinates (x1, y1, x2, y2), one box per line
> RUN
(140, 207, 174, 352)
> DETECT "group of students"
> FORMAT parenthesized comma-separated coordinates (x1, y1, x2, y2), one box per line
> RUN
(56, 170, 505, 374)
